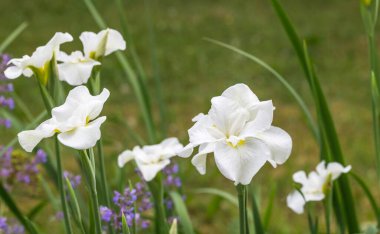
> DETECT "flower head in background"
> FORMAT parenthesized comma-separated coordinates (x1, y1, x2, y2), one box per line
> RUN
(56, 51, 100, 86)
(0, 54, 14, 129)
(118, 138, 183, 181)
(179, 83, 292, 185)
(4, 33, 73, 84)
(0, 216, 24, 234)
(63, 171, 81, 189)
(80, 28, 126, 60)
(287, 161, 351, 214)
(0, 148, 47, 190)
(18, 86, 109, 152)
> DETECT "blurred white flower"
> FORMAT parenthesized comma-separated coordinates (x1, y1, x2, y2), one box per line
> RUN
(57, 51, 100, 85)
(5, 32, 73, 82)
(287, 161, 351, 214)
(118, 138, 183, 181)
(79, 28, 126, 60)
(18, 86, 109, 152)
(179, 83, 292, 185)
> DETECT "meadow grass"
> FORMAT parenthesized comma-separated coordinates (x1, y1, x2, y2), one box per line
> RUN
(0, 0, 378, 233)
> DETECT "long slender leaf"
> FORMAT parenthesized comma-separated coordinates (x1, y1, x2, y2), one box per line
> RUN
(27, 200, 48, 221)
(263, 184, 276, 230)
(271, 0, 360, 231)
(169, 191, 195, 234)
(251, 193, 265, 234)
(169, 219, 178, 234)
(121, 213, 131, 234)
(0, 22, 28, 53)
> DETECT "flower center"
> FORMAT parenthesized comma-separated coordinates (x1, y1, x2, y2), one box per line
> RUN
(226, 135, 246, 148)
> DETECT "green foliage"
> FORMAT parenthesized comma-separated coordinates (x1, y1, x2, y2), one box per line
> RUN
(170, 191, 195, 234)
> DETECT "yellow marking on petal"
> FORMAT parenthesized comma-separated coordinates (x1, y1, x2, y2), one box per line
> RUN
(54, 129, 61, 133)
(227, 139, 246, 148)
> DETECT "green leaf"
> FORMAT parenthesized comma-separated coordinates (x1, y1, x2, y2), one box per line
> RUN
(263, 184, 276, 230)
(371, 73, 380, 180)
(205, 38, 318, 140)
(169, 191, 195, 234)
(65, 177, 83, 226)
(271, 0, 360, 231)
(350, 172, 380, 226)
(251, 193, 265, 234)
(0, 22, 28, 53)
(27, 200, 48, 221)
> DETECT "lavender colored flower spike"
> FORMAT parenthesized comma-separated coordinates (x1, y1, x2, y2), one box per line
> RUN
(63, 171, 82, 189)
(100, 206, 113, 222)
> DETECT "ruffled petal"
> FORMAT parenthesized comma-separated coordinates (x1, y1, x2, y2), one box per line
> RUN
(4, 66, 23, 79)
(221, 83, 260, 114)
(58, 59, 100, 86)
(191, 143, 214, 175)
(137, 159, 170, 181)
(17, 119, 57, 152)
(240, 100, 274, 136)
(79, 31, 99, 58)
(104, 29, 126, 56)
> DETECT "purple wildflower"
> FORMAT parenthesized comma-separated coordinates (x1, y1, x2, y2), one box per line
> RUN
(0, 147, 47, 190)
(100, 206, 113, 222)
(0, 216, 25, 234)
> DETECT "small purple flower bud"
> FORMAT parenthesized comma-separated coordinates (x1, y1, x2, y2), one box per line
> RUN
(100, 206, 113, 222)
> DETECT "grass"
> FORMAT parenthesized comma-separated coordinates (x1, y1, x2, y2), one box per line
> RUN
(0, 0, 379, 233)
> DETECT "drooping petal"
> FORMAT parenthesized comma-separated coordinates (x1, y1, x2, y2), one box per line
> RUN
(293, 171, 308, 185)
(117, 150, 135, 168)
(46, 32, 73, 49)
(137, 159, 171, 181)
(188, 113, 217, 146)
(160, 137, 183, 157)
(57, 116, 106, 150)
(5, 56, 33, 79)
(177, 143, 194, 158)
(254, 126, 292, 166)
(191, 143, 214, 175)
(214, 138, 270, 185)
(324, 162, 351, 180)
(287, 191, 306, 214)
(17, 119, 57, 152)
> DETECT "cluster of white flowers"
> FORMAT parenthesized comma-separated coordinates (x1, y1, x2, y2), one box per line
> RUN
(5, 29, 126, 152)
(5, 29, 126, 86)
(287, 161, 351, 214)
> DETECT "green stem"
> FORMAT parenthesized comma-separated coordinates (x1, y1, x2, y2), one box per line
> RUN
(55, 137, 73, 234)
(324, 188, 332, 234)
(82, 149, 103, 234)
(236, 184, 248, 234)
(148, 175, 169, 234)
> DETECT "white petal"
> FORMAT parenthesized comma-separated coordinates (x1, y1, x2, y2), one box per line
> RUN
(221, 83, 260, 114)
(209, 96, 249, 136)
(46, 32, 73, 48)
(287, 191, 306, 214)
(4, 66, 23, 79)
(160, 137, 183, 157)
(240, 100, 274, 136)
(293, 171, 308, 185)
(188, 113, 217, 146)
(325, 162, 351, 180)
(52, 86, 109, 122)
(104, 29, 126, 56)
(255, 126, 292, 166)
(191, 143, 214, 175)
(57, 116, 106, 150)
(137, 159, 170, 181)
(80, 31, 99, 58)
(58, 59, 100, 85)
(118, 150, 134, 168)
(17, 119, 57, 152)
(177, 143, 194, 158)
(214, 138, 270, 185)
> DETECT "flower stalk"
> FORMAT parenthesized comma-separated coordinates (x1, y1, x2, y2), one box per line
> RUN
(148, 174, 169, 234)
(236, 184, 249, 234)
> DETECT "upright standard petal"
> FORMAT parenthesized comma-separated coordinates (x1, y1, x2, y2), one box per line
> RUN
(221, 83, 260, 115)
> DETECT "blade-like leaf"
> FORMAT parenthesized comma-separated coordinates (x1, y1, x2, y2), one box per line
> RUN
(121, 213, 131, 234)
(0, 22, 28, 53)
(169, 219, 178, 234)
(251, 193, 265, 234)
(169, 191, 195, 234)
(27, 200, 48, 221)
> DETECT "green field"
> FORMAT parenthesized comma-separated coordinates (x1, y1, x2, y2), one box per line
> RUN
(0, 0, 378, 233)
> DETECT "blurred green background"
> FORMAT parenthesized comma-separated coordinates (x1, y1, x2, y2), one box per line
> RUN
(0, 0, 379, 233)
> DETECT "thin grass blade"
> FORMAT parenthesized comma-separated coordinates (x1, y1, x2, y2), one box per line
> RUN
(169, 191, 195, 234)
